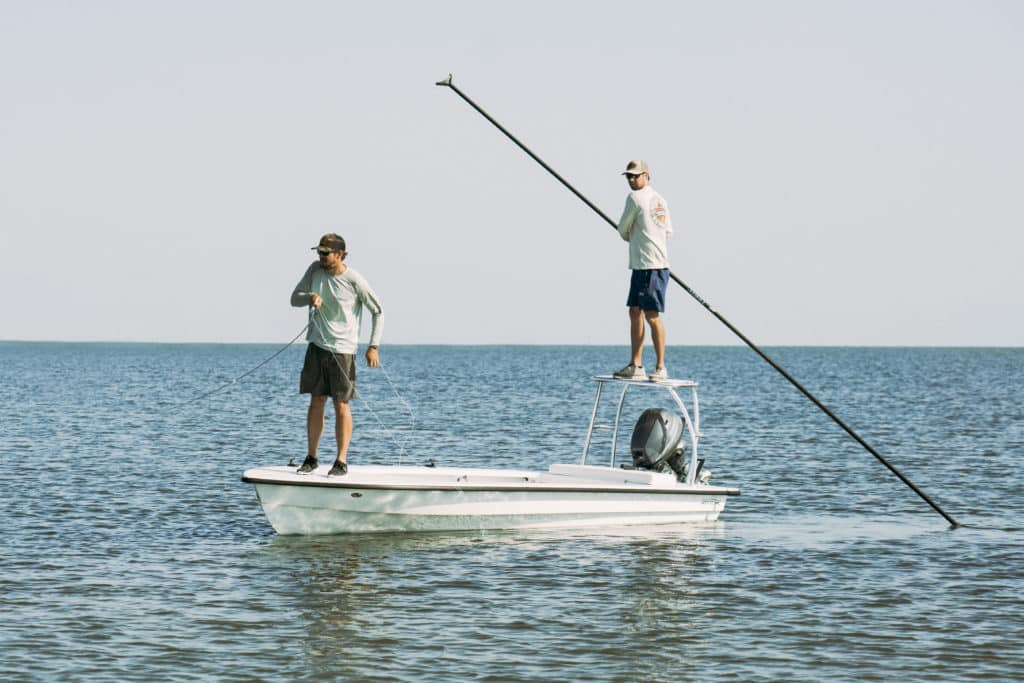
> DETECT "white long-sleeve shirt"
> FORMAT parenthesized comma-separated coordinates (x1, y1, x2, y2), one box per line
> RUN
(291, 262, 383, 354)
(617, 185, 673, 270)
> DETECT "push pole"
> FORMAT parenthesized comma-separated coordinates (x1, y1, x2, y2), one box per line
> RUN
(436, 74, 960, 528)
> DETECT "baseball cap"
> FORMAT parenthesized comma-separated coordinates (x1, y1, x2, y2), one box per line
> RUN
(312, 233, 346, 254)
(622, 160, 649, 176)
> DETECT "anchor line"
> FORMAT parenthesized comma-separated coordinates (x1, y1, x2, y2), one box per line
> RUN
(436, 73, 960, 528)
(307, 308, 414, 464)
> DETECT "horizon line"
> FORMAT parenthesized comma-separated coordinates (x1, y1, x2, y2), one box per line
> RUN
(1, 339, 1021, 350)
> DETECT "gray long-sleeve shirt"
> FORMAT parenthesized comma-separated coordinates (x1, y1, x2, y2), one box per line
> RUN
(291, 262, 383, 354)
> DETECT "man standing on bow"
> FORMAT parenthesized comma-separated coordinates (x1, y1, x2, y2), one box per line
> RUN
(291, 233, 383, 476)
(613, 160, 673, 382)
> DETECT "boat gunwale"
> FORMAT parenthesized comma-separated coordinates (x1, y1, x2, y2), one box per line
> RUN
(241, 473, 741, 496)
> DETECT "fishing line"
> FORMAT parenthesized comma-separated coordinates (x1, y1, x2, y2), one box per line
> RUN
(184, 305, 417, 463)
(377, 363, 420, 431)
(183, 321, 311, 405)
(307, 308, 414, 464)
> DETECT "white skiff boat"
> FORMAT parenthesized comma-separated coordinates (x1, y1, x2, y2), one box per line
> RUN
(243, 375, 740, 534)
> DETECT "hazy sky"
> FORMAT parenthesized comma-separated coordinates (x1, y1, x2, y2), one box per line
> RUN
(2, 1, 1021, 346)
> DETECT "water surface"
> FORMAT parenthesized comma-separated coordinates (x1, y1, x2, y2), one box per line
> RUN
(1, 343, 1021, 681)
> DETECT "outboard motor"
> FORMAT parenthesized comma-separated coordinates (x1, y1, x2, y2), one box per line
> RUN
(630, 408, 686, 479)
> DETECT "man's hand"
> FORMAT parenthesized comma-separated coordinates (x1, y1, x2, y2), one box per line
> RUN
(310, 294, 322, 309)
(366, 346, 380, 368)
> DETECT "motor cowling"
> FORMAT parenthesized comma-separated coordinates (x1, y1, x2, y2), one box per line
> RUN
(630, 408, 685, 472)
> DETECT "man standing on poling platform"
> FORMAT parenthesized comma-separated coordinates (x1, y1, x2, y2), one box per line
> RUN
(613, 160, 673, 382)
(291, 233, 383, 476)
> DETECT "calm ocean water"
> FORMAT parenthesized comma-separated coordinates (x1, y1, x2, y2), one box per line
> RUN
(1, 342, 1022, 682)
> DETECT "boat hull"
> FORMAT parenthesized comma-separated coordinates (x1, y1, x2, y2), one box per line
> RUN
(243, 465, 739, 535)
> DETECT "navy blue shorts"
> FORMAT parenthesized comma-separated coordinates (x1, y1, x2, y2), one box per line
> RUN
(626, 268, 669, 312)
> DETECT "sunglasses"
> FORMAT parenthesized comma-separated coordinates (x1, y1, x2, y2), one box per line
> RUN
(625, 173, 643, 180)
(317, 250, 334, 256)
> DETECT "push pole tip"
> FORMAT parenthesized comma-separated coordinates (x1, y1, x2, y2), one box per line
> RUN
(435, 73, 453, 87)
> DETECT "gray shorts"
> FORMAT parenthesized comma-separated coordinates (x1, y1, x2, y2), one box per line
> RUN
(300, 344, 357, 402)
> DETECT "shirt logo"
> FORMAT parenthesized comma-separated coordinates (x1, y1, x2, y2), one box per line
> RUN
(650, 200, 668, 227)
